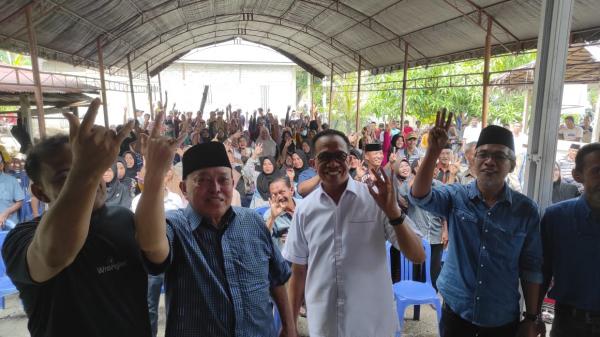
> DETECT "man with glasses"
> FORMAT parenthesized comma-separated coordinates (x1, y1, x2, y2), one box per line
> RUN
(284, 129, 425, 337)
(134, 118, 295, 337)
(410, 111, 543, 337)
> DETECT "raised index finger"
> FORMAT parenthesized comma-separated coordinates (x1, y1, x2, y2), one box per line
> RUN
(445, 111, 454, 130)
(80, 98, 101, 134)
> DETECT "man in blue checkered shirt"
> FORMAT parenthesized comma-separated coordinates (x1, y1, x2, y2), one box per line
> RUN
(134, 113, 295, 337)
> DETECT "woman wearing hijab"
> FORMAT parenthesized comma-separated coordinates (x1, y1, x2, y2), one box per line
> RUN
(290, 150, 308, 183)
(116, 157, 135, 197)
(102, 163, 133, 208)
(300, 139, 314, 160)
(122, 151, 139, 179)
(251, 156, 283, 209)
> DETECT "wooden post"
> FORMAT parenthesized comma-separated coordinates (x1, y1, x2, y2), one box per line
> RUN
(146, 61, 154, 119)
(328, 64, 334, 125)
(158, 72, 163, 105)
(400, 42, 409, 129)
(355, 56, 362, 133)
(97, 36, 109, 127)
(19, 94, 32, 142)
(25, 5, 46, 138)
(482, 15, 493, 127)
(127, 53, 137, 117)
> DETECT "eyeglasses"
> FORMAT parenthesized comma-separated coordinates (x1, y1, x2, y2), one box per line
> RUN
(475, 151, 511, 162)
(316, 151, 348, 163)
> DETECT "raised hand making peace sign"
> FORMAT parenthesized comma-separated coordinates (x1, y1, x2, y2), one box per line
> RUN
(62, 98, 133, 177)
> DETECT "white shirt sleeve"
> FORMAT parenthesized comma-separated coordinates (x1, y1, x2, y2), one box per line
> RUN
(282, 205, 309, 265)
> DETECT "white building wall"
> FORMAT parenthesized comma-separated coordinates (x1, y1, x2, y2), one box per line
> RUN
(160, 62, 296, 119)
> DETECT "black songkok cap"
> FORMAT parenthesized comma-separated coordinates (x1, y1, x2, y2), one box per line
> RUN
(365, 143, 382, 152)
(570, 143, 581, 150)
(476, 125, 515, 152)
(182, 142, 231, 179)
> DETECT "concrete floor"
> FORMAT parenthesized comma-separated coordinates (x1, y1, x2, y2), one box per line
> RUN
(0, 293, 443, 337)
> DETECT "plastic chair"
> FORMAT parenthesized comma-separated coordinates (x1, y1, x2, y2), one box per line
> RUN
(0, 230, 19, 309)
(387, 240, 442, 337)
(255, 206, 269, 217)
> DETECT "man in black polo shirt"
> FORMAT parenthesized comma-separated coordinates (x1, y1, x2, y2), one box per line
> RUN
(1, 99, 151, 337)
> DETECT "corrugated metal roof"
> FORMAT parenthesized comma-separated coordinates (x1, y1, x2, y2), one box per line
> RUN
(0, 0, 598, 78)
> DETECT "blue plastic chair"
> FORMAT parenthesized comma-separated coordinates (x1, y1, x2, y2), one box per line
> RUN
(255, 206, 269, 217)
(0, 230, 19, 309)
(387, 240, 441, 337)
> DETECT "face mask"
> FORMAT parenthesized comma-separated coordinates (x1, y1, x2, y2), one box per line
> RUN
(301, 129, 308, 137)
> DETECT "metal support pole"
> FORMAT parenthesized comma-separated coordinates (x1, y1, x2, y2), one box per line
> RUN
(158, 72, 163, 105)
(97, 36, 109, 127)
(524, 0, 574, 211)
(25, 5, 46, 138)
(355, 56, 362, 133)
(127, 53, 137, 117)
(307, 72, 312, 112)
(146, 61, 154, 119)
(19, 94, 32, 142)
(328, 64, 334, 125)
(482, 15, 493, 127)
(400, 42, 409, 129)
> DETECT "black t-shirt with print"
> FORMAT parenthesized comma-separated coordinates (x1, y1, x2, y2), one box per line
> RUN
(1, 205, 150, 337)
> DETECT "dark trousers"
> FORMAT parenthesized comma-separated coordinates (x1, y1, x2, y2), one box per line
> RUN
(390, 243, 443, 290)
(147, 274, 164, 337)
(430, 243, 443, 291)
(441, 303, 519, 337)
(551, 304, 600, 337)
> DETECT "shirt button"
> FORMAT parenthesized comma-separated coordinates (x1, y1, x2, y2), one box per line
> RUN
(476, 296, 480, 300)
(478, 281, 482, 284)
(487, 212, 491, 216)
(484, 229, 488, 233)
(482, 246, 486, 250)
(481, 264, 484, 267)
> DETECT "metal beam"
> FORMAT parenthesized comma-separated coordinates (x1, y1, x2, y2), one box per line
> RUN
(133, 29, 333, 76)
(110, 14, 366, 71)
(525, 0, 574, 212)
(400, 42, 409, 128)
(158, 72, 163, 105)
(25, 4, 45, 139)
(356, 55, 362, 133)
(482, 16, 492, 127)
(463, 0, 521, 42)
(97, 36, 109, 127)
(127, 53, 137, 114)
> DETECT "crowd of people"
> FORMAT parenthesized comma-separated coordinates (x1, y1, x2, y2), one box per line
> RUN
(0, 98, 599, 337)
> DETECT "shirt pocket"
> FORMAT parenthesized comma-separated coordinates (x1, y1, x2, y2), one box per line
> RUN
(489, 222, 526, 262)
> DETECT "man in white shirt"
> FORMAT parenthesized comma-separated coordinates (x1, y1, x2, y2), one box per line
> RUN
(284, 129, 425, 337)
(462, 117, 481, 146)
(558, 116, 583, 141)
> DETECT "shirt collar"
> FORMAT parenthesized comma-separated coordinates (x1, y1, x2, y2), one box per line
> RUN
(319, 176, 358, 201)
(467, 180, 513, 205)
(187, 204, 237, 231)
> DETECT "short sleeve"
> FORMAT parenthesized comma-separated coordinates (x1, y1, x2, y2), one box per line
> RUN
(2, 222, 39, 285)
(13, 179, 25, 202)
(282, 206, 308, 265)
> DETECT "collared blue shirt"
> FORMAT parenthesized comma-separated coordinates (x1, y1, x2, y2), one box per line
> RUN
(0, 172, 25, 227)
(297, 168, 317, 184)
(409, 181, 543, 327)
(147, 205, 291, 337)
(541, 196, 600, 311)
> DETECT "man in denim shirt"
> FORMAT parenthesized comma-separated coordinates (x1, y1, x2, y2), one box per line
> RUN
(410, 110, 543, 337)
(540, 143, 600, 337)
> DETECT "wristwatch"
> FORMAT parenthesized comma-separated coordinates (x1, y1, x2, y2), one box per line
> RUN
(522, 312, 539, 322)
(389, 213, 407, 226)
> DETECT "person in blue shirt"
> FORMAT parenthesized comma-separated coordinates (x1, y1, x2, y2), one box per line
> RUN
(0, 153, 24, 230)
(134, 113, 295, 337)
(410, 110, 543, 337)
(540, 142, 600, 337)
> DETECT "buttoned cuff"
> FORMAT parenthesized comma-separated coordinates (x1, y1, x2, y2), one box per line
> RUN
(520, 270, 543, 284)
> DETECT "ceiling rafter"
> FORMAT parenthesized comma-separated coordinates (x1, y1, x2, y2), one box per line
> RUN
(108, 14, 368, 70)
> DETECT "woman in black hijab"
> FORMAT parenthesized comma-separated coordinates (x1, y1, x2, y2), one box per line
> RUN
(252, 156, 283, 208)
(122, 151, 138, 179)
(290, 150, 309, 183)
(300, 138, 314, 160)
(103, 163, 133, 208)
(116, 157, 135, 197)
